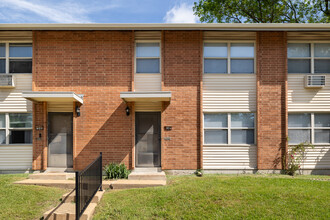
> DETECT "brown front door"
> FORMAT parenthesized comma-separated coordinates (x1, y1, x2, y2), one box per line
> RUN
(135, 112, 161, 167)
(48, 112, 73, 168)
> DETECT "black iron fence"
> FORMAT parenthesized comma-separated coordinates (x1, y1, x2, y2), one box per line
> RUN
(75, 152, 102, 220)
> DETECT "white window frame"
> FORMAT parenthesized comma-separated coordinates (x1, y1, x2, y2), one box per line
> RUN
(135, 40, 161, 74)
(203, 112, 256, 146)
(203, 41, 256, 74)
(287, 41, 330, 74)
(0, 41, 32, 74)
(0, 113, 33, 145)
(288, 113, 330, 145)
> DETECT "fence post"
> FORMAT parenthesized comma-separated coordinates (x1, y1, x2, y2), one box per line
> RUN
(99, 152, 103, 191)
(75, 171, 80, 220)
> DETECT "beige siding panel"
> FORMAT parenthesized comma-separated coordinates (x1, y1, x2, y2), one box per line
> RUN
(134, 73, 161, 91)
(135, 31, 161, 40)
(204, 31, 256, 40)
(135, 102, 162, 112)
(48, 102, 73, 112)
(203, 145, 257, 169)
(0, 146, 32, 170)
(288, 74, 330, 112)
(0, 74, 32, 112)
(0, 31, 32, 41)
(203, 74, 256, 112)
(289, 146, 330, 169)
(287, 32, 330, 41)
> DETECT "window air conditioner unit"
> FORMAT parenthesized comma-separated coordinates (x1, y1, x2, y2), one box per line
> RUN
(305, 75, 325, 88)
(0, 74, 15, 88)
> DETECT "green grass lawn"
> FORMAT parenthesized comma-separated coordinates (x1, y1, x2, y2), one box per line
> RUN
(0, 174, 66, 220)
(94, 174, 330, 220)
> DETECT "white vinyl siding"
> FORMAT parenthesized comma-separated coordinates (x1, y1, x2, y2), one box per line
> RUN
(299, 146, 330, 169)
(134, 73, 161, 91)
(0, 74, 32, 112)
(203, 145, 257, 169)
(203, 74, 256, 112)
(48, 102, 73, 112)
(135, 102, 162, 112)
(0, 145, 32, 170)
(288, 74, 330, 111)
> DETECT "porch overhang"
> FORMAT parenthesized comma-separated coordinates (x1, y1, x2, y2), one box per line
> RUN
(120, 91, 171, 102)
(22, 91, 83, 104)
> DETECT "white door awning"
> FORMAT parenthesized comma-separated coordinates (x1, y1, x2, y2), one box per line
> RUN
(22, 91, 83, 104)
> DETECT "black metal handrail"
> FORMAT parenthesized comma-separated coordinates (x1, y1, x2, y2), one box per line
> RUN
(75, 152, 102, 220)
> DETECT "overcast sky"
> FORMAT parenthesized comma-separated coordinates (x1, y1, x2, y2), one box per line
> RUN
(0, 0, 200, 23)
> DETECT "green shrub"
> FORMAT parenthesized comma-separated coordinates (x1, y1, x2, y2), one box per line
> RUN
(104, 163, 130, 179)
(285, 142, 314, 176)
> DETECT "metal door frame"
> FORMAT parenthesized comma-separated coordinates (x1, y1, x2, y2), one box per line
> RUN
(47, 112, 73, 168)
(135, 112, 161, 167)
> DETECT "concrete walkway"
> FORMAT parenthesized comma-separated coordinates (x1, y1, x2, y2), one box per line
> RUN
(13, 172, 167, 219)
(14, 179, 166, 189)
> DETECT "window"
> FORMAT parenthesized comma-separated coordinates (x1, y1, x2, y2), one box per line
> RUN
(204, 113, 255, 145)
(288, 43, 330, 74)
(0, 43, 32, 74)
(288, 113, 330, 144)
(136, 42, 160, 73)
(203, 42, 255, 74)
(0, 113, 32, 144)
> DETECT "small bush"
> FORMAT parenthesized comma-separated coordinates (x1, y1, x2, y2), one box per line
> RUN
(104, 163, 130, 179)
(285, 142, 314, 176)
(194, 169, 203, 177)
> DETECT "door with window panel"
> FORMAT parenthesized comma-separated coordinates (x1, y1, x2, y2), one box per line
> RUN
(48, 113, 73, 168)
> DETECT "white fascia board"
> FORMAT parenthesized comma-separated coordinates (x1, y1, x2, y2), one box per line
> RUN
(0, 23, 330, 31)
(22, 91, 83, 104)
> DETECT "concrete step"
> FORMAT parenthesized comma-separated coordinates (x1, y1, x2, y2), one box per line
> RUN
(128, 171, 166, 181)
(110, 179, 166, 189)
(14, 179, 112, 190)
(43, 190, 105, 220)
(62, 190, 104, 203)
(29, 172, 75, 180)
(43, 202, 97, 220)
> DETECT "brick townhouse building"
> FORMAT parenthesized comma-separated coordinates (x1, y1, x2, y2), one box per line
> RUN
(0, 23, 329, 174)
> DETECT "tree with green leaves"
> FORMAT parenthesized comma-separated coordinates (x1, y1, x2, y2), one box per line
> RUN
(193, 0, 329, 23)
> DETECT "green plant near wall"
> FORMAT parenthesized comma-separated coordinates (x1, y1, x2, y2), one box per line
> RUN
(285, 142, 314, 176)
(104, 163, 130, 179)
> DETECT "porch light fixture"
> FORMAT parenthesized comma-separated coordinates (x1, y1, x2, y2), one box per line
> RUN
(76, 106, 81, 117)
(126, 106, 130, 116)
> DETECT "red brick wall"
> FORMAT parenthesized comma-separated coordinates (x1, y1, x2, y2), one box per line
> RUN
(32, 102, 47, 170)
(256, 32, 288, 170)
(33, 31, 133, 170)
(161, 31, 201, 170)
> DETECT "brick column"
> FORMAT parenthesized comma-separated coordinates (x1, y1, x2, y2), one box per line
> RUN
(256, 32, 288, 170)
(32, 102, 48, 170)
(161, 31, 201, 170)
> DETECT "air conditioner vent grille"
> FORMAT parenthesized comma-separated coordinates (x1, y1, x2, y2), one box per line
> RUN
(305, 75, 325, 88)
(0, 74, 15, 88)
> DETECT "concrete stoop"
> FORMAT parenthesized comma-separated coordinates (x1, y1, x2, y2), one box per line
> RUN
(109, 179, 167, 189)
(128, 171, 166, 181)
(29, 172, 75, 180)
(43, 190, 104, 220)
